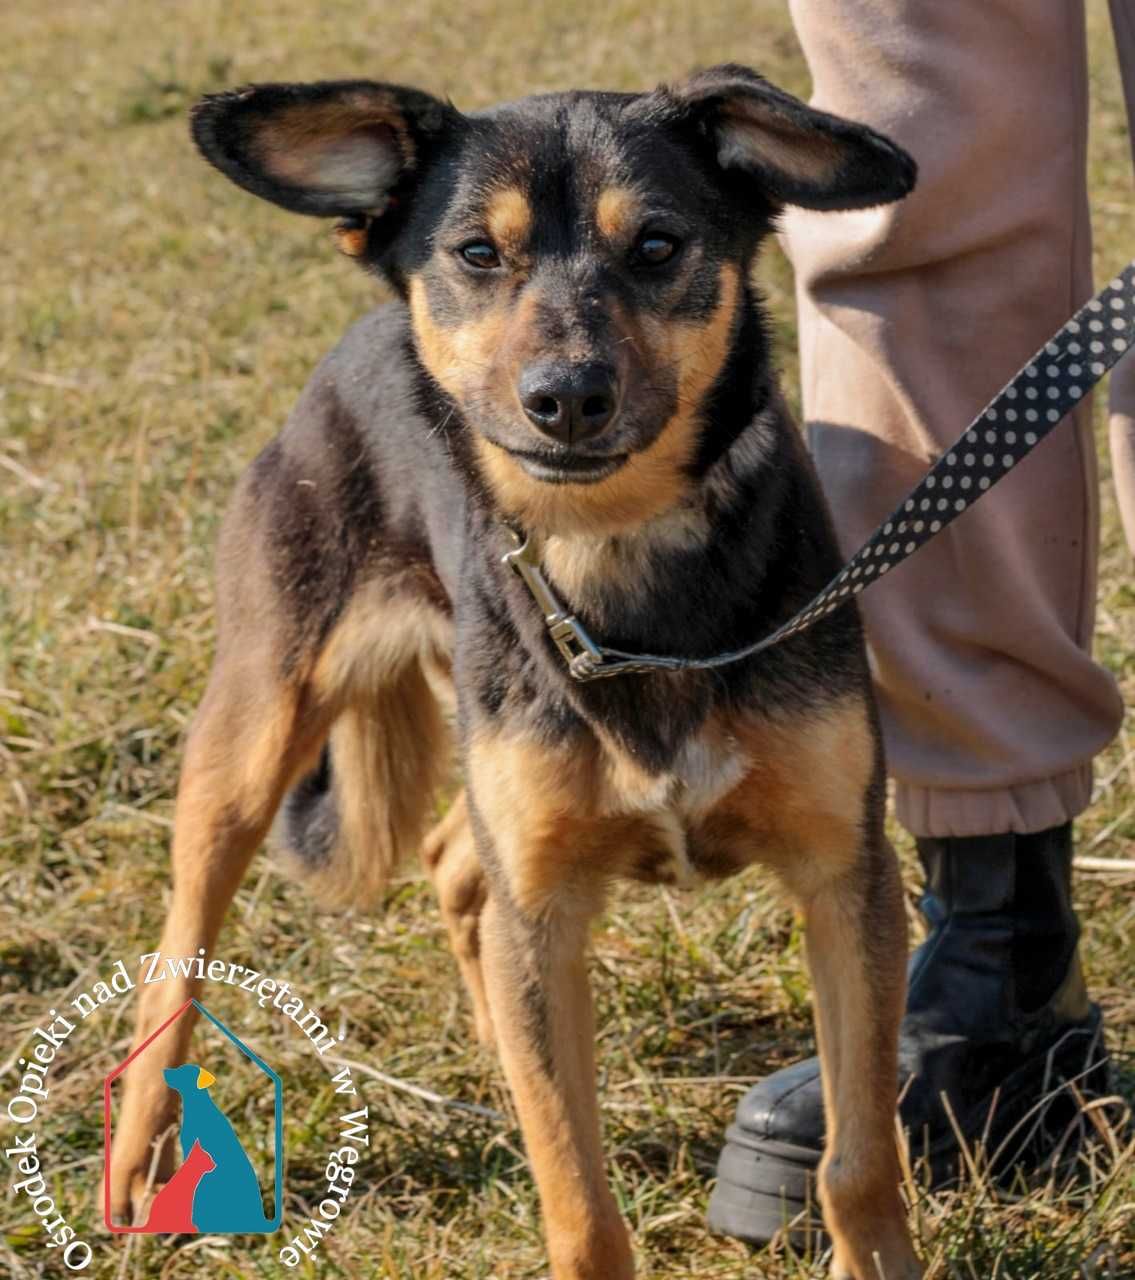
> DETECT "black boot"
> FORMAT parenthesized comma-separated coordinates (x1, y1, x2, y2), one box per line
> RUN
(707, 823, 1110, 1244)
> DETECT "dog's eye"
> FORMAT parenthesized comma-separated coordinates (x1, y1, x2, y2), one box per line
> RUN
(634, 233, 681, 266)
(459, 241, 501, 270)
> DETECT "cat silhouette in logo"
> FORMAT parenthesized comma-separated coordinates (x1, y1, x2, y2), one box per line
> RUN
(162, 1063, 272, 1233)
(142, 1139, 214, 1233)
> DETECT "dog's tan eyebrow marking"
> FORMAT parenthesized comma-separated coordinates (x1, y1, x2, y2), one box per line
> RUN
(595, 186, 642, 241)
(485, 186, 533, 252)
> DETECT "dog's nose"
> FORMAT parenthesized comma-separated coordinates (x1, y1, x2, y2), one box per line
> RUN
(518, 362, 617, 443)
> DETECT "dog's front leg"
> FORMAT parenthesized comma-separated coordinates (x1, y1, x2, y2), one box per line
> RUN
(479, 890, 634, 1280)
(468, 728, 644, 1278)
(799, 840, 923, 1280)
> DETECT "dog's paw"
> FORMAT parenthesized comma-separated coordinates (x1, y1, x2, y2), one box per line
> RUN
(830, 1247, 923, 1280)
(107, 1127, 177, 1228)
(107, 1167, 168, 1229)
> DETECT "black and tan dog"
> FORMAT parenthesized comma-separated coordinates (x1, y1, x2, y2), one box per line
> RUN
(110, 66, 923, 1279)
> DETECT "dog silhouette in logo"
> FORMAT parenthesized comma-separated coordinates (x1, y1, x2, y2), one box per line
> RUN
(162, 1063, 272, 1232)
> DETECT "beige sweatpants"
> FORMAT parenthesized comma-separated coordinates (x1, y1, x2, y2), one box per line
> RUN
(784, 0, 1132, 837)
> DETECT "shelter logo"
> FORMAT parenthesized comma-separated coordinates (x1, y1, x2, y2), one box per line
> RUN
(103, 999, 283, 1234)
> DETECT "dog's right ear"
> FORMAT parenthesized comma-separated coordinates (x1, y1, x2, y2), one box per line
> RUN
(191, 81, 458, 227)
(645, 64, 916, 212)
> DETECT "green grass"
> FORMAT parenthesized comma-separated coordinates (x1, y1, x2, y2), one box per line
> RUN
(2, 1, 1134, 1276)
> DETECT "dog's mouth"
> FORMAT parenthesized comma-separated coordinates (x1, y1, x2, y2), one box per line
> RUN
(508, 448, 628, 485)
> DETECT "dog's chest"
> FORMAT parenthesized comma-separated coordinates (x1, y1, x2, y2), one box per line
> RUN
(597, 730, 749, 887)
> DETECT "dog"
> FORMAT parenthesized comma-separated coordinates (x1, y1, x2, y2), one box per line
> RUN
(109, 65, 923, 1279)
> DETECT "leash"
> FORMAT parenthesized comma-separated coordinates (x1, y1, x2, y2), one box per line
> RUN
(503, 261, 1135, 682)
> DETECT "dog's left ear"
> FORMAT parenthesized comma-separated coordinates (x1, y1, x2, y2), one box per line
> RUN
(657, 64, 916, 211)
(191, 80, 459, 229)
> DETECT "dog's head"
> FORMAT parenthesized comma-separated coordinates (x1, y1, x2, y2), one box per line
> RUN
(193, 67, 914, 534)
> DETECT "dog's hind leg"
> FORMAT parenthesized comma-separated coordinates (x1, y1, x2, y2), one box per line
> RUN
(421, 789, 494, 1048)
(110, 533, 451, 1225)
(108, 639, 333, 1225)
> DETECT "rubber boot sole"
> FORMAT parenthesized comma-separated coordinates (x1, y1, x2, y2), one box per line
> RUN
(706, 1008, 1111, 1247)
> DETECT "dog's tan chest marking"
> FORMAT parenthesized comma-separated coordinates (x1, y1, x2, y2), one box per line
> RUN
(598, 729, 749, 816)
(470, 697, 872, 910)
(684, 698, 875, 893)
(471, 696, 873, 911)
(593, 728, 747, 887)
(467, 728, 695, 913)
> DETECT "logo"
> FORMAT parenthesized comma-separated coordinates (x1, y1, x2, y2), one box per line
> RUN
(4, 950, 367, 1271)
(103, 998, 283, 1235)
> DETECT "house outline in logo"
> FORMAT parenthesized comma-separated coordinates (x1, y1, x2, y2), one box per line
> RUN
(103, 998, 283, 1234)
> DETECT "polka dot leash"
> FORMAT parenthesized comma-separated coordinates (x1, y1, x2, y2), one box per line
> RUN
(504, 262, 1135, 681)
(747, 260, 1135, 656)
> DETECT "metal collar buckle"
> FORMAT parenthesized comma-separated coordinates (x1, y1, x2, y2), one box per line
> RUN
(500, 526, 605, 678)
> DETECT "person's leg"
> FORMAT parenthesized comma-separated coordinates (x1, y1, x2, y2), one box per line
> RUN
(1107, 0, 1135, 557)
(709, 0, 1120, 1243)
(786, 0, 1121, 831)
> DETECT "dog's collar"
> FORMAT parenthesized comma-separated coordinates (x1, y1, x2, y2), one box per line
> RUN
(503, 259, 1135, 684)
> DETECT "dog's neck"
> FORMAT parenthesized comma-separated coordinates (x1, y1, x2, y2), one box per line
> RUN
(538, 492, 712, 615)
(534, 390, 783, 623)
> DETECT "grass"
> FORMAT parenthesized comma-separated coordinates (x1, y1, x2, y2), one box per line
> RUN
(2, 0, 1134, 1276)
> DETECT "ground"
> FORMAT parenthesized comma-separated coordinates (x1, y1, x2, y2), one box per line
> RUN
(2, 1, 1134, 1277)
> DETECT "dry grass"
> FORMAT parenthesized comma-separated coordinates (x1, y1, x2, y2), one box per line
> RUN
(2, 1, 1134, 1276)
